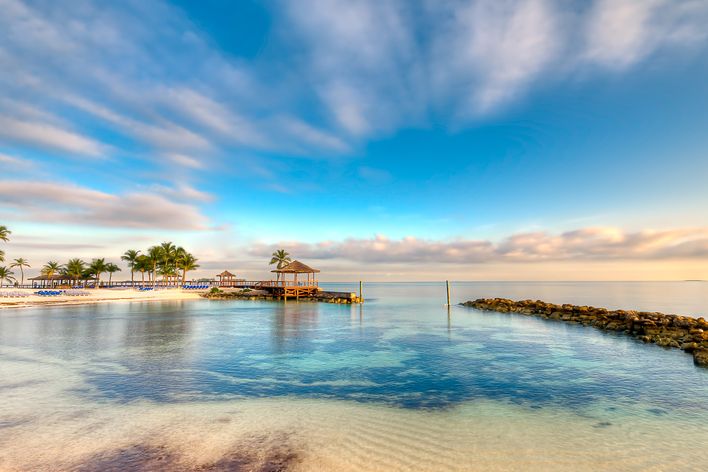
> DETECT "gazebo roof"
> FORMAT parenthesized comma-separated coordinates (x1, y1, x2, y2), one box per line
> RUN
(217, 270, 236, 278)
(271, 260, 320, 273)
(28, 275, 95, 281)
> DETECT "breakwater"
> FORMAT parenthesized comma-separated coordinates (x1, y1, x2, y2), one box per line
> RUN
(462, 298, 708, 367)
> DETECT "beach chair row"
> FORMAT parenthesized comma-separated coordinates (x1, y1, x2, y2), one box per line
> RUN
(182, 285, 210, 290)
(0, 291, 31, 298)
(34, 290, 91, 297)
(137, 287, 155, 291)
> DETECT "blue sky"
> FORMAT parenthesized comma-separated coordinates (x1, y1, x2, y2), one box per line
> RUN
(2, 0, 708, 280)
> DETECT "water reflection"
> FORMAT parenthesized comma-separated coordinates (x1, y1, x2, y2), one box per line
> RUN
(271, 302, 321, 354)
(1, 284, 708, 413)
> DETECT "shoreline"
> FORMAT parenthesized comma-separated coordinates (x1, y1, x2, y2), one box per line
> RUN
(0, 288, 203, 310)
(463, 298, 708, 367)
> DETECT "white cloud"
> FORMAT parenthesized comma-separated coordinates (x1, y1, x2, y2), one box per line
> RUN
(0, 153, 34, 170)
(0, 0, 706, 198)
(584, 0, 708, 69)
(249, 227, 708, 263)
(147, 183, 215, 203)
(471, 0, 559, 111)
(0, 115, 105, 156)
(283, 0, 422, 135)
(0, 180, 210, 230)
(163, 153, 204, 169)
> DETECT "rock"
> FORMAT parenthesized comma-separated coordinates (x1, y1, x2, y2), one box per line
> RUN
(462, 297, 708, 369)
(693, 349, 708, 367)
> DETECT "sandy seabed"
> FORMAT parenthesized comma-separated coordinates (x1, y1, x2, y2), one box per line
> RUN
(1, 343, 707, 472)
(0, 288, 203, 310)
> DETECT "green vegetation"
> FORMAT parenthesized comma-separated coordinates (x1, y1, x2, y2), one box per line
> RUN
(63, 258, 87, 285)
(0, 227, 200, 288)
(269, 249, 291, 282)
(9, 258, 30, 286)
(178, 252, 200, 286)
(41, 261, 61, 288)
(106, 262, 121, 285)
(0, 266, 14, 287)
(121, 249, 141, 285)
(0, 224, 10, 263)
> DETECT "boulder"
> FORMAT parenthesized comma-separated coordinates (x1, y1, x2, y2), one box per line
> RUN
(693, 349, 708, 367)
(462, 297, 708, 369)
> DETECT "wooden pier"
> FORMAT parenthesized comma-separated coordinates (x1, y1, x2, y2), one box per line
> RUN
(210, 261, 362, 303)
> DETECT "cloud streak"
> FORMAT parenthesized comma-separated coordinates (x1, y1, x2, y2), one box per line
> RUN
(0, 180, 210, 230)
(2, 0, 707, 165)
(249, 227, 708, 264)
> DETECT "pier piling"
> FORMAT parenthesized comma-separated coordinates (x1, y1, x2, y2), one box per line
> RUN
(446, 280, 451, 306)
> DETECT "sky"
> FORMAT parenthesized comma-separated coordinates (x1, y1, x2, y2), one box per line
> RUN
(1, 0, 708, 281)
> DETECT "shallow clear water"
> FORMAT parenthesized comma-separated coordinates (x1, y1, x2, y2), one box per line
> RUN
(1, 282, 707, 471)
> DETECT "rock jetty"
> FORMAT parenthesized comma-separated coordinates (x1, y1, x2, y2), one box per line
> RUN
(202, 288, 362, 304)
(462, 298, 708, 367)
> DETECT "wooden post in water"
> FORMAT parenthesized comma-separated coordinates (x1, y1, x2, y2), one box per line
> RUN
(446, 280, 451, 306)
(359, 281, 363, 302)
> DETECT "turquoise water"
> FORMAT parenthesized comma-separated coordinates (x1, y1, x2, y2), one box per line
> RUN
(1, 282, 707, 471)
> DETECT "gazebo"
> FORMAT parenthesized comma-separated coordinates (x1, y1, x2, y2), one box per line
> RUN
(28, 275, 95, 288)
(270, 260, 320, 298)
(216, 270, 238, 287)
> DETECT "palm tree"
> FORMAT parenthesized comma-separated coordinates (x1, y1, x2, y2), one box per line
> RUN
(270, 249, 292, 283)
(9, 258, 30, 286)
(88, 258, 108, 289)
(121, 249, 141, 286)
(0, 267, 15, 287)
(159, 264, 178, 285)
(159, 242, 177, 284)
(41, 261, 62, 288)
(63, 258, 86, 287)
(178, 252, 199, 286)
(105, 263, 121, 286)
(135, 255, 151, 286)
(0, 225, 8, 263)
(147, 246, 164, 287)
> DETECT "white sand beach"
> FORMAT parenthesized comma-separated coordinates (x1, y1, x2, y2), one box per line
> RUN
(0, 288, 204, 309)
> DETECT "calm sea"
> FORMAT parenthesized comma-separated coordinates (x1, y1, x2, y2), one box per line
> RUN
(1, 281, 707, 471)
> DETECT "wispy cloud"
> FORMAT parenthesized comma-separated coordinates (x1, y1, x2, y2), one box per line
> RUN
(249, 227, 708, 263)
(2, 0, 707, 165)
(0, 115, 105, 156)
(584, 0, 708, 69)
(0, 152, 34, 170)
(433, 0, 560, 114)
(0, 180, 211, 230)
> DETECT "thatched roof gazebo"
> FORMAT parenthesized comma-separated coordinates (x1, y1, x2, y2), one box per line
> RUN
(28, 275, 95, 288)
(216, 270, 239, 287)
(271, 260, 320, 297)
